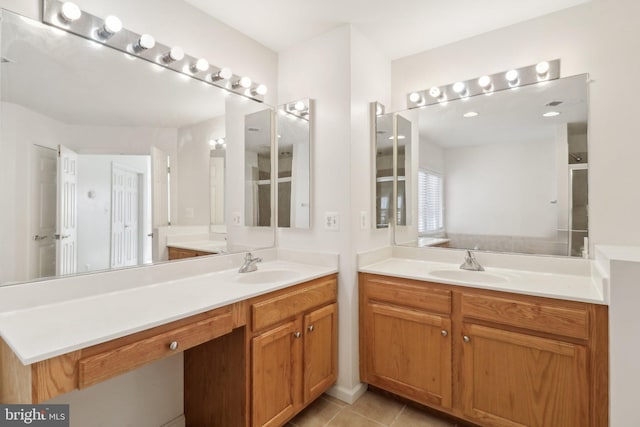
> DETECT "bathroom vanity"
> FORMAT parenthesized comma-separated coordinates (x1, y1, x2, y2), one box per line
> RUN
(359, 253, 608, 427)
(0, 252, 338, 427)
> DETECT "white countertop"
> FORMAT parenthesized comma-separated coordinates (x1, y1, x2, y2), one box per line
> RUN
(167, 240, 227, 253)
(359, 257, 605, 305)
(0, 259, 337, 365)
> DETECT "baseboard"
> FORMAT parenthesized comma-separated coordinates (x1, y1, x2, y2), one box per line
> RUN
(326, 382, 368, 405)
(160, 414, 185, 427)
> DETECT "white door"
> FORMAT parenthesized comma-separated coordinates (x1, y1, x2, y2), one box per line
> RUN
(151, 146, 169, 228)
(111, 164, 139, 268)
(56, 145, 78, 276)
(30, 145, 57, 280)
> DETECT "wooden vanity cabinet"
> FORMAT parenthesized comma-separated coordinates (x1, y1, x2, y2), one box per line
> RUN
(360, 275, 452, 408)
(250, 275, 338, 427)
(359, 273, 609, 427)
(168, 246, 218, 260)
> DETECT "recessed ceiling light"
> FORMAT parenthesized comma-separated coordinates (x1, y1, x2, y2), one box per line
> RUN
(463, 111, 479, 118)
(543, 111, 561, 117)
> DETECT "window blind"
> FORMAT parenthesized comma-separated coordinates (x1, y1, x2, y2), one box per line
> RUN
(418, 170, 443, 234)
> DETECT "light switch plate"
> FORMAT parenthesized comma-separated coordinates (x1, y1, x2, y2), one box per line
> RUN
(231, 212, 241, 226)
(360, 211, 368, 229)
(324, 212, 339, 231)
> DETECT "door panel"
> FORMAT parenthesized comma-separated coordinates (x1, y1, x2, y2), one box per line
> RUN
(366, 302, 451, 408)
(56, 145, 78, 276)
(111, 165, 139, 268)
(303, 303, 338, 404)
(461, 323, 588, 427)
(30, 145, 57, 280)
(252, 319, 302, 427)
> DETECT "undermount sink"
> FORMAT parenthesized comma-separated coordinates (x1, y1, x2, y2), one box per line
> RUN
(428, 269, 509, 284)
(234, 269, 300, 284)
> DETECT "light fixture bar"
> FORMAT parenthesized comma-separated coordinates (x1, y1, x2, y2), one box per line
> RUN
(406, 59, 560, 109)
(42, 0, 267, 102)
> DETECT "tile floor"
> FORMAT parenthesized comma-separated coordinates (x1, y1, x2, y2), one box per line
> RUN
(287, 389, 466, 427)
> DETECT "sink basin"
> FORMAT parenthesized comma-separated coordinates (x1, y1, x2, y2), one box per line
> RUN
(428, 269, 509, 284)
(234, 269, 300, 284)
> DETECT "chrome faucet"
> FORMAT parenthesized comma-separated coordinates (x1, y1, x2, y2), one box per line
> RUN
(238, 252, 262, 273)
(460, 250, 484, 271)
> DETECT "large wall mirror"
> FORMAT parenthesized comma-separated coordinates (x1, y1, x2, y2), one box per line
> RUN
(0, 10, 275, 286)
(378, 73, 589, 257)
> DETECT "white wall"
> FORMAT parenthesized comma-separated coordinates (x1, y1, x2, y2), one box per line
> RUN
(0, 1, 278, 426)
(176, 115, 225, 226)
(391, 4, 594, 111)
(444, 139, 557, 237)
(277, 25, 391, 401)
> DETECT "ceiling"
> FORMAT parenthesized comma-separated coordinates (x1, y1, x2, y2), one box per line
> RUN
(183, 0, 590, 59)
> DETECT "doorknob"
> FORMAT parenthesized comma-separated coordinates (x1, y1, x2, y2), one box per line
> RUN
(54, 234, 70, 240)
(147, 232, 154, 238)
(33, 235, 48, 241)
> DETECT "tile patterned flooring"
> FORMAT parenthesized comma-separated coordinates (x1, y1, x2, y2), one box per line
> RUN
(287, 390, 464, 427)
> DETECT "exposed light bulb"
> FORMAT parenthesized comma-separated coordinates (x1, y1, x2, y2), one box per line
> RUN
(536, 61, 550, 76)
(211, 67, 233, 81)
(98, 15, 122, 39)
(478, 75, 492, 89)
(162, 46, 184, 63)
(294, 101, 306, 111)
(453, 81, 467, 96)
(543, 111, 561, 117)
(409, 92, 422, 103)
(133, 34, 155, 52)
(192, 58, 209, 73)
(429, 87, 441, 98)
(233, 76, 252, 89)
(208, 139, 216, 147)
(240, 76, 252, 88)
(505, 69, 519, 84)
(252, 84, 268, 96)
(60, 2, 81, 22)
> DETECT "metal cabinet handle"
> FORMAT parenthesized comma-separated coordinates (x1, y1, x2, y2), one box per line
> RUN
(293, 332, 302, 339)
(169, 341, 179, 351)
(308, 325, 314, 332)
(463, 335, 471, 343)
(441, 330, 448, 337)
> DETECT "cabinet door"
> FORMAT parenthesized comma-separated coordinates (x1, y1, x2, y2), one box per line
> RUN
(364, 302, 452, 408)
(303, 303, 338, 404)
(251, 319, 302, 427)
(461, 323, 588, 427)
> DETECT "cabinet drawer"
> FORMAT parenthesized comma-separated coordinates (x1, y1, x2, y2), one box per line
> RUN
(363, 275, 451, 314)
(462, 293, 589, 340)
(252, 277, 337, 332)
(78, 308, 233, 388)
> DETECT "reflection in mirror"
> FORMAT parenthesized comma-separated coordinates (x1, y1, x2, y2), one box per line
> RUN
(277, 99, 311, 229)
(0, 10, 274, 286)
(394, 73, 589, 257)
(245, 109, 273, 227)
(395, 115, 412, 226)
(374, 105, 392, 228)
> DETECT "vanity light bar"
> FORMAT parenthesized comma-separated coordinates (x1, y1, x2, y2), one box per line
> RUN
(42, 0, 267, 102)
(406, 59, 560, 109)
(282, 99, 310, 120)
